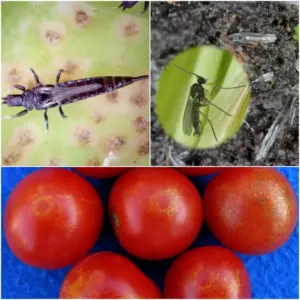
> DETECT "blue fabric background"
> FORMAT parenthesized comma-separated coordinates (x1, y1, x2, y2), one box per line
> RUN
(1, 167, 299, 299)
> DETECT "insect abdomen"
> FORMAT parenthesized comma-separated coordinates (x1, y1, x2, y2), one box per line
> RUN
(192, 101, 201, 136)
(56, 75, 148, 103)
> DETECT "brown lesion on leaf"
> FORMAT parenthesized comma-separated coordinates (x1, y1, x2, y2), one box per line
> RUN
(107, 136, 126, 152)
(91, 112, 105, 124)
(40, 20, 67, 46)
(49, 157, 60, 166)
(124, 22, 140, 37)
(86, 157, 101, 166)
(3, 151, 22, 165)
(45, 30, 61, 44)
(75, 10, 89, 26)
(73, 127, 92, 145)
(16, 129, 35, 147)
(64, 60, 79, 74)
(106, 90, 119, 103)
(138, 141, 149, 156)
(133, 116, 149, 134)
(130, 93, 148, 108)
(7, 67, 22, 85)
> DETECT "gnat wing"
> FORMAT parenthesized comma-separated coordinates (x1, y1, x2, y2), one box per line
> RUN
(182, 91, 194, 136)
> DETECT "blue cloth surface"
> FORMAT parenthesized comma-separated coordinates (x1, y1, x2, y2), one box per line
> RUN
(1, 167, 299, 299)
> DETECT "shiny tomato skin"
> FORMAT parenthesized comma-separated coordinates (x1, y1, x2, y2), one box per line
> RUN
(164, 246, 251, 299)
(204, 168, 298, 255)
(176, 167, 225, 176)
(109, 168, 203, 260)
(4, 168, 103, 269)
(60, 251, 162, 298)
(74, 167, 129, 178)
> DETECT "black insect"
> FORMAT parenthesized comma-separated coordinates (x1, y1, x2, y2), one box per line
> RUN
(118, 1, 149, 14)
(175, 64, 246, 142)
(2, 68, 148, 130)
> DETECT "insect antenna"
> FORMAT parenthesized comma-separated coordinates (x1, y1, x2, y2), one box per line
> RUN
(174, 64, 204, 79)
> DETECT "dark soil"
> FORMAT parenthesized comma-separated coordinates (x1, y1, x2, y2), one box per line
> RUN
(151, 1, 299, 166)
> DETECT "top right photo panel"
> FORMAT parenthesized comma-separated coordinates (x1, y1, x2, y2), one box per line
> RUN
(151, 1, 299, 166)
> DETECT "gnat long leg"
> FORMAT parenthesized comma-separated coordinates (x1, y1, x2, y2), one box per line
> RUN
(30, 68, 42, 85)
(56, 69, 65, 84)
(2, 109, 28, 119)
(199, 110, 218, 142)
(44, 109, 49, 131)
(205, 82, 246, 89)
(140, 2, 149, 14)
(13, 84, 26, 92)
(59, 106, 67, 119)
(202, 98, 232, 116)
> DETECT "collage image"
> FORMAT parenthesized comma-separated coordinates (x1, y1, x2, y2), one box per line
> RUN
(1, 0, 299, 300)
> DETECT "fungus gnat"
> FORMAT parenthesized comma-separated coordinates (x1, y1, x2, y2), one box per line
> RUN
(2, 68, 148, 131)
(175, 64, 245, 142)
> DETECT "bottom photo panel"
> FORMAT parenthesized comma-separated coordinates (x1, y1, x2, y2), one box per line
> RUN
(1, 167, 299, 299)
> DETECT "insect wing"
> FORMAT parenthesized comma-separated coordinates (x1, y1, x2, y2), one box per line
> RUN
(182, 89, 194, 136)
(38, 86, 55, 94)
(41, 84, 102, 106)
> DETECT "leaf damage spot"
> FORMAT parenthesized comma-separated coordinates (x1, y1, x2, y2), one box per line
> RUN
(133, 116, 149, 133)
(40, 20, 67, 46)
(130, 93, 148, 108)
(16, 129, 35, 147)
(49, 157, 60, 166)
(106, 90, 119, 103)
(107, 136, 126, 152)
(76, 10, 89, 26)
(138, 141, 149, 156)
(73, 127, 92, 145)
(56, 2, 95, 28)
(3, 151, 22, 165)
(3, 65, 24, 85)
(86, 157, 101, 166)
(91, 112, 105, 124)
(124, 22, 140, 37)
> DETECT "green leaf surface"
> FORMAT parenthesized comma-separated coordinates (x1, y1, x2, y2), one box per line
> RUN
(156, 46, 251, 149)
(293, 25, 299, 42)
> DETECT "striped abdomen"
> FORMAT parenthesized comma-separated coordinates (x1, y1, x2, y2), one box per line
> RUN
(55, 75, 148, 105)
(192, 101, 201, 136)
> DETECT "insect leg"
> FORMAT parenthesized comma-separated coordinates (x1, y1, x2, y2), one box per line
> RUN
(13, 84, 26, 92)
(44, 109, 49, 131)
(202, 98, 232, 116)
(205, 82, 246, 89)
(30, 68, 42, 85)
(58, 106, 68, 119)
(140, 1, 149, 14)
(56, 69, 65, 84)
(2, 109, 28, 119)
(199, 110, 218, 142)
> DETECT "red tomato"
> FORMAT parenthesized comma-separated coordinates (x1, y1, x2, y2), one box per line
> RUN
(176, 167, 225, 176)
(164, 246, 251, 298)
(204, 168, 298, 255)
(74, 167, 129, 178)
(109, 168, 203, 260)
(4, 168, 103, 269)
(60, 251, 162, 298)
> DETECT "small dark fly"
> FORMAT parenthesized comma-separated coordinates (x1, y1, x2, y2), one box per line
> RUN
(2, 68, 148, 131)
(175, 64, 246, 142)
(118, 1, 149, 14)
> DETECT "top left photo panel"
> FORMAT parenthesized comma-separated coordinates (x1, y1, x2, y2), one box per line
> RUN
(1, 1, 150, 167)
